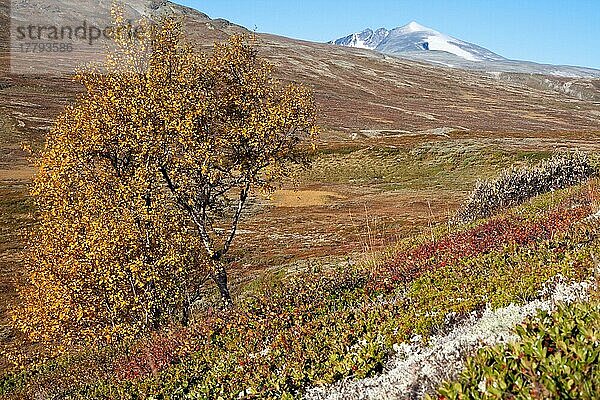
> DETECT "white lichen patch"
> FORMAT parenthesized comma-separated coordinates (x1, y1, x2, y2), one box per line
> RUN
(304, 277, 592, 400)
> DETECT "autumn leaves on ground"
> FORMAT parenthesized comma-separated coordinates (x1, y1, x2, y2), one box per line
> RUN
(0, 14, 599, 400)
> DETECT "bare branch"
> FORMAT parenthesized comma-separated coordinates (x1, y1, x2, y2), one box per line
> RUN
(159, 166, 216, 257)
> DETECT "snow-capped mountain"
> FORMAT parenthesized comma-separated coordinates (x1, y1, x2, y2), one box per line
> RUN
(331, 21, 504, 62)
(330, 22, 600, 78)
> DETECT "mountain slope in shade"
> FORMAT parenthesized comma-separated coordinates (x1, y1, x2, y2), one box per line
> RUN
(333, 27, 390, 49)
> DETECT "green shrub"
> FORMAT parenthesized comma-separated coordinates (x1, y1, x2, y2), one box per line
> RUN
(58, 207, 600, 398)
(435, 302, 600, 399)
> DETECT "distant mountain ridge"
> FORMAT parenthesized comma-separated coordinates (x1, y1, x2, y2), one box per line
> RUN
(333, 27, 390, 50)
(331, 22, 600, 78)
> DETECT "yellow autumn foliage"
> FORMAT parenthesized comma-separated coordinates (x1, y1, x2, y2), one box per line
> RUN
(13, 16, 317, 354)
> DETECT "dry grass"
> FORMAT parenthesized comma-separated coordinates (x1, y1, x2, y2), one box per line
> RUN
(0, 181, 30, 372)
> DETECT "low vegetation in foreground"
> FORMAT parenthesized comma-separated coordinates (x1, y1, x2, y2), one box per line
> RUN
(1, 172, 598, 398)
(436, 301, 600, 399)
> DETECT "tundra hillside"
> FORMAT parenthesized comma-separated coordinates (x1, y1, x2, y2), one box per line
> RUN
(0, 2, 599, 399)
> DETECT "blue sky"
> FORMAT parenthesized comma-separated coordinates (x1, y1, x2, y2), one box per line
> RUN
(177, 1, 600, 69)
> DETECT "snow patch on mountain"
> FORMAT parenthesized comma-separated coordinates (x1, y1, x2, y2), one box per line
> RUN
(425, 34, 479, 61)
(402, 21, 427, 33)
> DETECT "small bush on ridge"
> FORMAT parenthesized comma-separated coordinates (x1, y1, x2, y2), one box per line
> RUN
(456, 152, 596, 224)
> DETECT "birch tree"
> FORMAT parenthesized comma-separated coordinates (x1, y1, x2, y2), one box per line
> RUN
(15, 17, 317, 350)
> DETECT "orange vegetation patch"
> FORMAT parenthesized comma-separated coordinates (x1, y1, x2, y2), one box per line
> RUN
(268, 189, 346, 208)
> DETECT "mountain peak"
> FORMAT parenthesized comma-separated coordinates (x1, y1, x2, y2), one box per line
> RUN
(400, 21, 431, 33)
(330, 27, 390, 49)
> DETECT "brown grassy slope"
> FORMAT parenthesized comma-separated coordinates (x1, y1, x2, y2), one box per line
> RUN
(165, 9, 600, 135)
(250, 33, 600, 135)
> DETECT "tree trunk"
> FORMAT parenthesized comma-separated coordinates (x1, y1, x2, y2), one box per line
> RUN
(151, 305, 162, 330)
(212, 260, 232, 308)
(181, 305, 190, 326)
